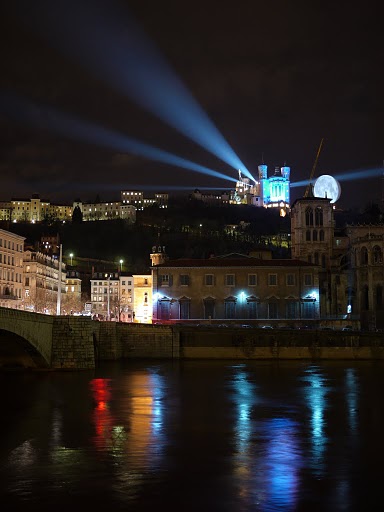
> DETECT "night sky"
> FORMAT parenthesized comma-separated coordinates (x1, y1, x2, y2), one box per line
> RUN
(0, 0, 382, 210)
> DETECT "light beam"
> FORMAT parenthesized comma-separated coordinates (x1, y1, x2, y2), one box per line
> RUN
(0, 92, 236, 184)
(10, 0, 254, 182)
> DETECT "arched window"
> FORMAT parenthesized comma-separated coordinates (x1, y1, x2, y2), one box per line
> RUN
(361, 247, 368, 265)
(373, 245, 383, 264)
(361, 285, 369, 310)
(312, 230, 318, 241)
(319, 230, 325, 241)
(224, 296, 237, 319)
(306, 230, 311, 241)
(308, 254, 312, 264)
(321, 254, 326, 268)
(179, 297, 191, 319)
(376, 285, 383, 309)
(315, 207, 323, 226)
(246, 296, 258, 319)
(314, 252, 319, 265)
(305, 207, 314, 226)
(203, 297, 215, 319)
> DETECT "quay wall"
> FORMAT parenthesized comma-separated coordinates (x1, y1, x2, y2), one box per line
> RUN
(94, 323, 384, 363)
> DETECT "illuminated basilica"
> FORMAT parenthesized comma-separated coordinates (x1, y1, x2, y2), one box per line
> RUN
(229, 165, 290, 215)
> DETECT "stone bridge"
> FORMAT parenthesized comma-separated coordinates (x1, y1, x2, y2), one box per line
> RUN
(0, 307, 96, 369)
(0, 307, 177, 370)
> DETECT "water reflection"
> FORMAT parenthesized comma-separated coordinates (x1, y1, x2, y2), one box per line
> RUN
(301, 366, 330, 477)
(230, 364, 301, 511)
(345, 368, 358, 434)
(1, 360, 383, 511)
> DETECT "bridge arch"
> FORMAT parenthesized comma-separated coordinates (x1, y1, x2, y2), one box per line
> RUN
(0, 307, 53, 368)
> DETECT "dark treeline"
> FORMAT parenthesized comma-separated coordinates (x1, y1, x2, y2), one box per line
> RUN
(2, 199, 382, 274)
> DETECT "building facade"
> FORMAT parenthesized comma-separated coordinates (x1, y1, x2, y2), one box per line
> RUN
(90, 272, 152, 323)
(150, 248, 320, 324)
(0, 229, 25, 309)
(291, 196, 384, 330)
(64, 270, 83, 315)
(23, 250, 67, 314)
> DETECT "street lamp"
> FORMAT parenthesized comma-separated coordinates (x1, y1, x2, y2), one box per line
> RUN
(70, 252, 73, 266)
(119, 259, 123, 272)
(105, 273, 110, 321)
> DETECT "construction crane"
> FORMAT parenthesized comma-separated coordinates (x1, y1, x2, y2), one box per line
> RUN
(304, 138, 324, 198)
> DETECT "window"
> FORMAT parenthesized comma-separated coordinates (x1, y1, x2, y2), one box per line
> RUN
(312, 230, 318, 241)
(203, 298, 215, 319)
(159, 300, 170, 320)
(376, 285, 383, 308)
(179, 299, 190, 319)
(373, 246, 383, 264)
(225, 274, 235, 286)
(247, 299, 258, 319)
(305, 207, 314, 226)
(315, 207, 323, 226)
(248, 274, 257, 286)
(286, 300, 297, 318)
(122, 281, 126, 285)
(361, 247, 368, 265)
(25, 277, 29, 286)
(304, 274, 312, 286)
(224, 298, 236, 318)
(268, 274, 277, 286)
(205, 274, 214, 286)
(321, 254, 326, 268)
(180, 274, 190, 286)
(160, 274, 170, 286)
(286, 274, 295, 286)
(268, 301, 278, 319)
(302, 301, 315, 319)
(306, 230, 311, 241)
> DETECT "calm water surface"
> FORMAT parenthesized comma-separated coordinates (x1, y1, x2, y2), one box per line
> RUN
(1, 359, 384, 511)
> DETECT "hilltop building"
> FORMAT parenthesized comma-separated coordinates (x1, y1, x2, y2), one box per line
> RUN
(192, 165, 291, 215)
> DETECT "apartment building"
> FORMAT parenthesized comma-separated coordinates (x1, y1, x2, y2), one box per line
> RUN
(23, 250, 67, 314)
(0, 228, 25, 309)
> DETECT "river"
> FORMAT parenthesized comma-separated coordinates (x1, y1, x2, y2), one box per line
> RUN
(1, 359, 383, 511)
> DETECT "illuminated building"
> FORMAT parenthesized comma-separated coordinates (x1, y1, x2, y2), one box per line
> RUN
(230, 170, 262, 206)
(194, 165, 291, 213)
(132, 274, 152, 324)
(23, 250, 67, 314)
(150, 247, 320, 324)
(64, 270, 82, 315)
(72, 200, 136, 223)
(90, 272, 152, 323)
(0, 229, 25, 309)
(121, 190, 168, 210)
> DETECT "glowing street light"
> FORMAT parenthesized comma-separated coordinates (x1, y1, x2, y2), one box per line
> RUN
(119, 259, 123, 272)
(70, 252, 74, 266)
